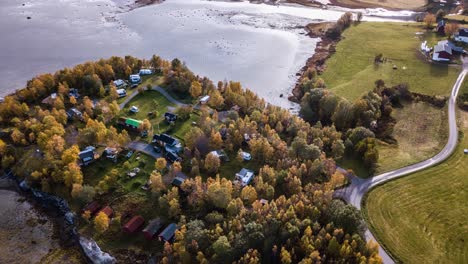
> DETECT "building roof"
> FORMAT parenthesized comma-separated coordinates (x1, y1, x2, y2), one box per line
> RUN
(171, 176, 186, 187)
(99, 206, 113, 218)
(113, 79, 125, 87)
(159, 223, 177, 242)
(166, 151, 180, 162)
(143, 218, 163, 240)
(200, 95, 210, 103)
(434, 41, 453, 55)
(154, 133, 178, 145)
(125, 118, 143, 128)
(123, 216, 145, 233)
(79, 149, 95, 163)
(236, 168, 254, 186)
(83, 201, 101, 215)
(459, 28, 468, 37)
(164, 112, 177, 121)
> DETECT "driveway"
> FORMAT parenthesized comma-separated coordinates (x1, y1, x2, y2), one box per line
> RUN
(334, 66, 468, 263)
(127, 141, 162, 159)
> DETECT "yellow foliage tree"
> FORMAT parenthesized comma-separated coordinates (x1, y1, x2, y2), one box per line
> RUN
(94, 211, 110, 233)
(189, 80, 202, 99)
(155, 157, 167, 172)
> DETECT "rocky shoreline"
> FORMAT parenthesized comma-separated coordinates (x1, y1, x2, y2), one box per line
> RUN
(289, 22, 338, 103)
(0, 171, 115, 264)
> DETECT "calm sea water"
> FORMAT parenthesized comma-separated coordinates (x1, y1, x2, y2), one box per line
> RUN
(0, 0, 413, 108)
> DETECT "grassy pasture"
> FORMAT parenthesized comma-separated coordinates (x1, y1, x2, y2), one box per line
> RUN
(363, 111, 468, 263)
(376, 101, 448, 174)
(321, 22, 459, 101)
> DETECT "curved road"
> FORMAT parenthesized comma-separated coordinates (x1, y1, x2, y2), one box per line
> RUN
(334, 66, 467, 263)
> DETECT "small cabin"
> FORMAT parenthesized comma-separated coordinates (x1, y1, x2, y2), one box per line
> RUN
(79, 147, 96, 166)
(142, 218, 163, 240)
(99, 206, 114, 218)
(235, 168, 255, 186)
(83, 201, 101, 216)
(123, 216, 145, 234)
(158, 223, 178, 243)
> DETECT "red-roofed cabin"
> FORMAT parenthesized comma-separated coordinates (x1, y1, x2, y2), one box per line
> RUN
(122, 216, 145, 234)
(99, 206, 114, 218)
(83, 201, 101, 216)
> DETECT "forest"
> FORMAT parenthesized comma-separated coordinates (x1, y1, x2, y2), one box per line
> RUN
(0, 55, 383, 263)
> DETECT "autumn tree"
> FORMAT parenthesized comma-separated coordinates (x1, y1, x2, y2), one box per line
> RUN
(207, 176, 232, 209)
(208, 89, 224, 110)
(94, 211, 110, 233)
(190, 80, 202, 98)
(155, 157, 167, 172)
(204, 152, 221, 174)
(423, 13, 436, 29)
(82, 210, 91, 222)
(280, 247, 292, 264)
(150, 171, 166, 195)
(141, 119, 152, 132)
(240, 185, 258, 205)
(445, 22, 459, 37)
(209, 130, 223, 150)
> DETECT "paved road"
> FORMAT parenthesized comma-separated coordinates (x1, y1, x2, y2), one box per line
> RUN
(334, 66, 468, 263)
(119, 85, 188, 110)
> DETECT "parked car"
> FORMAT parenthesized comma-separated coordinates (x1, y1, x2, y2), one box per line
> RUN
(126, 151, 134, 159)
(241, 151, 252, 161)
(130, 106, 139, 113)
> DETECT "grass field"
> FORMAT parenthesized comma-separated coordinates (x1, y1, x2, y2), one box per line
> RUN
(445, 14, 468, 23)
(321, 22, 460, 101)
(363, 111, 468, 263)
(376, 102, 448, 174)
(82, 151, 155, 195)
(330, 0, 427, 10)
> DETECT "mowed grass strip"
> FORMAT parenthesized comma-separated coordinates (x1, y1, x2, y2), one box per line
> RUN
(321, 22, 460, 101)
(376, 101, 448, 174)
(363, 112, 468, 264)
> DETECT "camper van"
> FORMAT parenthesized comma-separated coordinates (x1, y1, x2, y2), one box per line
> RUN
(117, 89, 127, 98)
(129, 74, 141, 85)
(139, 69, 153, 75)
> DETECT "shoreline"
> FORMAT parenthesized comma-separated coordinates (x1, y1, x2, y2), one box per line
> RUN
(289, 22, 338, 103)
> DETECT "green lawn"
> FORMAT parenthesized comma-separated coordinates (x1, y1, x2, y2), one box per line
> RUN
(336, 155, 371, 178)
(322, 22, 460, 101)
(445, 15, 468, 23)
(120, 90, 174, 127)
(363, 111, 468, 263)
(217, 152, 261, 181)
(376, 101, 448, 174)
(82, 151, 155, 195)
